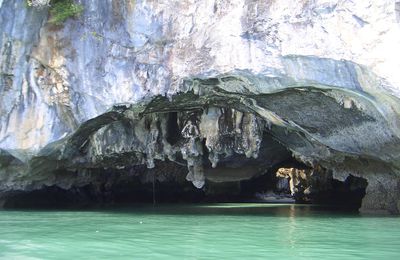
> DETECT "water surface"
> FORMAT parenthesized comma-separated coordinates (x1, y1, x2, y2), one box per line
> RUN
(0, 204, 399, 259)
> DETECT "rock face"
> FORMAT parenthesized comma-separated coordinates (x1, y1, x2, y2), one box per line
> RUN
(1, 0, 400, 213)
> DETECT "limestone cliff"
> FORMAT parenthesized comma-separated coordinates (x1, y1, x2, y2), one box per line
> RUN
(1, 0, 400, 213)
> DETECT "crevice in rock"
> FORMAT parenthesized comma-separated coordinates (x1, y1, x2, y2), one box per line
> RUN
(166, 112, 181, 145)
(328, 175, 368, 209)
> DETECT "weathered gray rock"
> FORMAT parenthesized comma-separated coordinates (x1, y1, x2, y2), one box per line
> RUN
(1, 0, 400, 213)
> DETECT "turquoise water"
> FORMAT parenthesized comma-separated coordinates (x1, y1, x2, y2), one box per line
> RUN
(0, 204, 399, 259)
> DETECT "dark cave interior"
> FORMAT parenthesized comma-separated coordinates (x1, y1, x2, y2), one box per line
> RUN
(1, 128, 368, 211)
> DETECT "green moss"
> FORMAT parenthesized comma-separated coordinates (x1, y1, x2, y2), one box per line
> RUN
(48, 0, 83, 25)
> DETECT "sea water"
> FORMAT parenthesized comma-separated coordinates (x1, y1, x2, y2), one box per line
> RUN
(0, 204, 399, 259)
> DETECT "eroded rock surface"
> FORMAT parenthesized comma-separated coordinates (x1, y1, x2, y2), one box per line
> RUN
(1, 0, 400, 213)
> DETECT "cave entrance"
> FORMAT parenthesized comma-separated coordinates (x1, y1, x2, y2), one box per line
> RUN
(0, 103, 368, 211)
(232, 161, 368, 211)
(1, 128, 368, 211)
(1, 164, 368, 211)
(200, 135, 369, 211)
(200, 172, 367, 213)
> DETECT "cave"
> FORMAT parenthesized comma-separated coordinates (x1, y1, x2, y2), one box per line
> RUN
(0, 119, 368, 212)
(1, 74, 400, 214)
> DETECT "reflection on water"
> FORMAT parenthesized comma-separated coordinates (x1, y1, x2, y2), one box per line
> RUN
(0, 203, 399, 259)
(114, 203, 356, 217)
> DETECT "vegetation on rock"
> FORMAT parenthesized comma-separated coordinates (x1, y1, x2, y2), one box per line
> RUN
(48, 0, 83, 25)
(27, 0, 83, 25)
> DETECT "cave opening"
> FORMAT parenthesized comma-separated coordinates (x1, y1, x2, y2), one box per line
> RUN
(1, 164, 368, 212)
(1, 87, 378, 211)
(1, 129, 368, 212)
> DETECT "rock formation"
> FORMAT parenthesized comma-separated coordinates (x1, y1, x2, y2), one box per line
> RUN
(1, 0, 400, 213)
